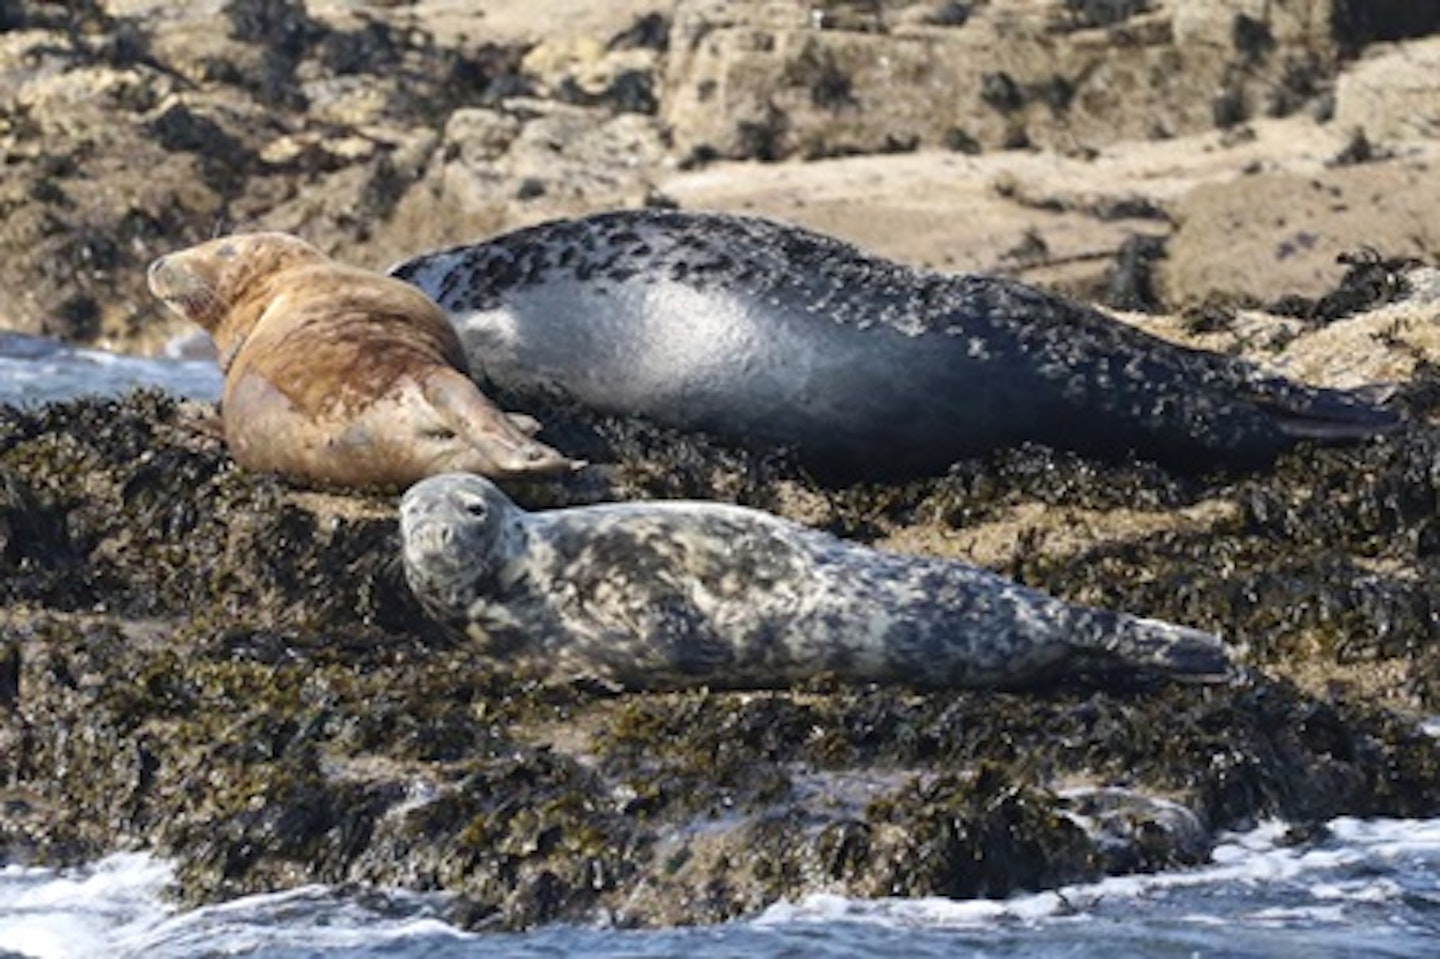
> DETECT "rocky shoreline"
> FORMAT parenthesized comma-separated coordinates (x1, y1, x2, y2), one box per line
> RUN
(4, 367, 1440, 927)
(3, 0, 1440, 931)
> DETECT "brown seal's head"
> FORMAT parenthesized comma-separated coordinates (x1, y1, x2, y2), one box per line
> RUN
(148, 233, 330, 366)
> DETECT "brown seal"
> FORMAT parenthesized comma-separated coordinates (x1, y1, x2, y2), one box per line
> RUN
(147, 232, 579, 489)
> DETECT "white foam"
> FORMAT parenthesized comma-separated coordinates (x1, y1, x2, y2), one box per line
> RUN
(1327, 814, 1440, 849)
(0, 854, 175, 959)
(0, 857, 474, 959)
(6, 816, 1440, 957)
(0, 336, 221, 406)
(120, 884, 471, 957)
(755, 815, 1440, 933)
(1310, 877, 1405, 903)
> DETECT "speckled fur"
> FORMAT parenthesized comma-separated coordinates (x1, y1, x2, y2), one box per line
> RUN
(400, 473, 1234, 690)
(390, 210, 1399, 482)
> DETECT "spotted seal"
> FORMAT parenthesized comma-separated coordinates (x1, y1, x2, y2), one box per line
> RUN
(147, 232, 580, 489)
(389, 210, 1399, 484)
(399, 472, 1234, 690)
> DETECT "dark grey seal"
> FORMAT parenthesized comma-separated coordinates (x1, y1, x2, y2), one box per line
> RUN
(399, 473, 1234, 691)
(389, 210, 1399, 483)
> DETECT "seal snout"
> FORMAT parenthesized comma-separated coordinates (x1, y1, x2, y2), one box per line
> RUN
(146, 251, 212, 324)
(401, 474, 511, 591)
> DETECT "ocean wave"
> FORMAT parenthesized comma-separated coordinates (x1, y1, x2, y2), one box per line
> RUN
(0, 333, 220, 406)
(4, 815, 1440, 959)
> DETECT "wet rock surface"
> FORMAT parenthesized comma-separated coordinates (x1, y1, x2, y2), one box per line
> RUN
(2, 0, 1440, 932)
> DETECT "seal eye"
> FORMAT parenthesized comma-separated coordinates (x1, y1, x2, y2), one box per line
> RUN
(455, 490, 488, 520)
(217, 243, 238, 259)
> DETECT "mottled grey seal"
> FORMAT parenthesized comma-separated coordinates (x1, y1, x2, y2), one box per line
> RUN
(399, 472, 1234, 691)
(147, 232, 581, 490)
(389, 210, 1399, 484)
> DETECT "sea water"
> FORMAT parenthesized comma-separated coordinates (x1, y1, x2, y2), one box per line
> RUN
(0, 333, 222, 406)
(2, 819, 1440, 958)
(2, 334, 1439, 957)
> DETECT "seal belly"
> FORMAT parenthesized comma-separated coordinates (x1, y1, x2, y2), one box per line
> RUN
(452, 275, 1028, 480)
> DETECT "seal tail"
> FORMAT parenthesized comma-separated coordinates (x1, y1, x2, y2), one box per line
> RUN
(1077, 612, 1236, 685)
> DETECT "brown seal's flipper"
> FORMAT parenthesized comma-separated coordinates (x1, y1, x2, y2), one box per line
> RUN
(505, 412, 544, 436)
(421, 368, 583, 477)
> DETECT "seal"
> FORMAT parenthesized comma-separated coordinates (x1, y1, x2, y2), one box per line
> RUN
(390, 210, 1400, 484)
(399, 472, 1234, 691)
(147, 232, 580, 489)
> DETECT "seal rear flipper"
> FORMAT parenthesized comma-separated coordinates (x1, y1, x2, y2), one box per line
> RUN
(1080, 613, 1236, 686)
(1137, 622, 1236, 683)
(422, 369, 584, 476)
(1245, 377, 1403, 440)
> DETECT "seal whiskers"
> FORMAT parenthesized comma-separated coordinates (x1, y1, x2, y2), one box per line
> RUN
(399, 473, 1234, 691)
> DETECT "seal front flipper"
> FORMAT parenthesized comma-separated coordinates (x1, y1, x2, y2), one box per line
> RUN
(421, 368, 584, 477)
(506, 412, 543, 437)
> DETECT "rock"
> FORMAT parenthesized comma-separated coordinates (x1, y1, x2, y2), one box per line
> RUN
(1159, 158, 1440, 308)
(377, 101, 668, 262)
(1334, 36, 1440, 141)
(0, 0, 1436, 351)
(2, 0, 1440, 925)
(660, 0, 1342, 164)
(4, 359, 1440, 923)
(1172, 0, 1332, 48)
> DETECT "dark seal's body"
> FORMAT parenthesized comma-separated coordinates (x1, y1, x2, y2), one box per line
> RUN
(390, 210, 1398, 483)
(400, 473, 1232, 691)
